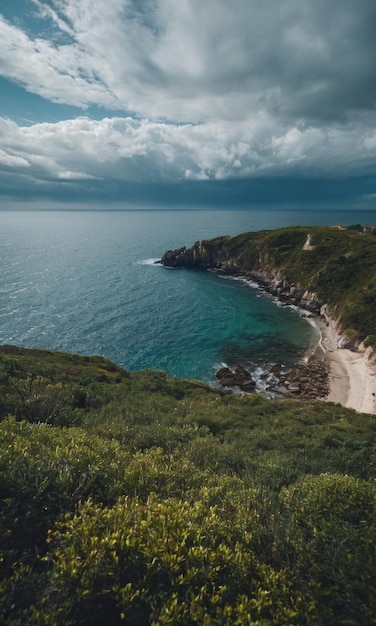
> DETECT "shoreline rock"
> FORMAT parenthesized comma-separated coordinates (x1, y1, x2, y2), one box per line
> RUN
(279, 353, 329, 400)
(215, 364, 256, 391)
(215, 354, 329, 401)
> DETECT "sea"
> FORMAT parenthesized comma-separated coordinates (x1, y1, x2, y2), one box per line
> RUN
(1, 208, 375, 392)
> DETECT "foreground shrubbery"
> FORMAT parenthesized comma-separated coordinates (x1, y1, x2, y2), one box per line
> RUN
(1, 346, 376, 624)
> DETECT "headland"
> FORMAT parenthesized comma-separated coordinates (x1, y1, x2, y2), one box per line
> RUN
(161, 225, 376, 414)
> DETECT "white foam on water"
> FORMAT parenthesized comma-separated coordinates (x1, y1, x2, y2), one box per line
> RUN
(137, 258, 161, 266)
(217, 273, 260, 290)
(213, 360, 286, 399)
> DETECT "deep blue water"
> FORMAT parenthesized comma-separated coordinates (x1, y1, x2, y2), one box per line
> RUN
(1, 208, 375, 388)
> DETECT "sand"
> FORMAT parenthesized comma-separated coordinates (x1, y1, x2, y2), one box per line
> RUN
(326, 349, 376, 413)
(312, 315, 376, 414)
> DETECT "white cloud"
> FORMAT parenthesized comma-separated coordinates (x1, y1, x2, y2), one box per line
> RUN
(0, 147, 30, 168)
(57, 170, 99, 180)
(1, 114, 376, 190)
(0, 14, 119, 109)
(0, 0, 376, 195)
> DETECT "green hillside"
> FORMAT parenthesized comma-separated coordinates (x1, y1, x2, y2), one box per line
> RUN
(1, 345, 376, 624)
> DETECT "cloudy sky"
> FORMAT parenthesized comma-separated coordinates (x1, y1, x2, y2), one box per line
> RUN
(1, 0, 376, 208)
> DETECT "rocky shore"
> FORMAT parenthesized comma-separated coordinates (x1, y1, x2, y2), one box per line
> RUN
(161, 245, 322, 315)
(275, 352, 329, 400)
(214, 350, 329, 401)
(213, 312, 376, 414)
(215, 364, 256, 391)
(208, 267, 330, 400)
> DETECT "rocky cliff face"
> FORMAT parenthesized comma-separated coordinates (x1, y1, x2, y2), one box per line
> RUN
(161, 237, 234, 269)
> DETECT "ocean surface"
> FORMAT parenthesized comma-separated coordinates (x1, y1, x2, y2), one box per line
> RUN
(1, 208, 375, 391)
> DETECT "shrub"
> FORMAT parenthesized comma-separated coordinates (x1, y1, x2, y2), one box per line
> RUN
(33, 495, 303, 625)
(279, 474, 376, 625)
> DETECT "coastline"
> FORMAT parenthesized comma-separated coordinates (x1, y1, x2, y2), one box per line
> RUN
(213, 270, 376, 412)
(311, 314, 376, 415)
(161, 258, 376, 413)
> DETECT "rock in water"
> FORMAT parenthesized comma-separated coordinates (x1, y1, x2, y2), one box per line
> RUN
(215, 364, 256, 391)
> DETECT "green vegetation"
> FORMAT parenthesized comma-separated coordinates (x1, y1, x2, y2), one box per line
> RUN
(1, 345, 376, 624)
(249, 226, 376, 343)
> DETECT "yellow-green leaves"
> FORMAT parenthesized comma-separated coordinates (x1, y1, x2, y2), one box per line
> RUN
(41, 495, 297, 625)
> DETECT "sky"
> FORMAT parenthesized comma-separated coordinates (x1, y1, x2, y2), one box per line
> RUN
(1, 0, 376, 208)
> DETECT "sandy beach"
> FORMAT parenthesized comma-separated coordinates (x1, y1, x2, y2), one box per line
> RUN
(313, 314, 376, 414)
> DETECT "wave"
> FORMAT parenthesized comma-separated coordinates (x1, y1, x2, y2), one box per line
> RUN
(137, 258, 161, 266)
(214, 361, 287, 399)
(216, 273, 260, 290)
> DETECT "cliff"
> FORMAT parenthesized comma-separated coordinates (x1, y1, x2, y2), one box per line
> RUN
(161, 225, 376, 348)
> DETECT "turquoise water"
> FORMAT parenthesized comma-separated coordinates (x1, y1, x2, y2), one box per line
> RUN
(1, 208, 375, 387)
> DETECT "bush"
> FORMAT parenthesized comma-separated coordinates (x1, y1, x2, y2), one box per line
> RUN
(364, 334, 376, 348)
(279, 474, 376, 625)
(33, 495, 302, 625)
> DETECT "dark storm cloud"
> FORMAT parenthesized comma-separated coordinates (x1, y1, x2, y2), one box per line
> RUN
(0, 0, 375, 200)
(1, 0, 375, 122)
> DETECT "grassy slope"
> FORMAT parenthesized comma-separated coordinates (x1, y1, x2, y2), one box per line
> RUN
(1, 346, 376, 624)
(256, 227, 376, 341)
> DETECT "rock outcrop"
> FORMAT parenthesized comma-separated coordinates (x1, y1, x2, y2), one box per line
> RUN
(215, 365, 256, 391)
(161, 237, 235, 269)
(279, 355, 329, 400)
(215, 357, 329, 400)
